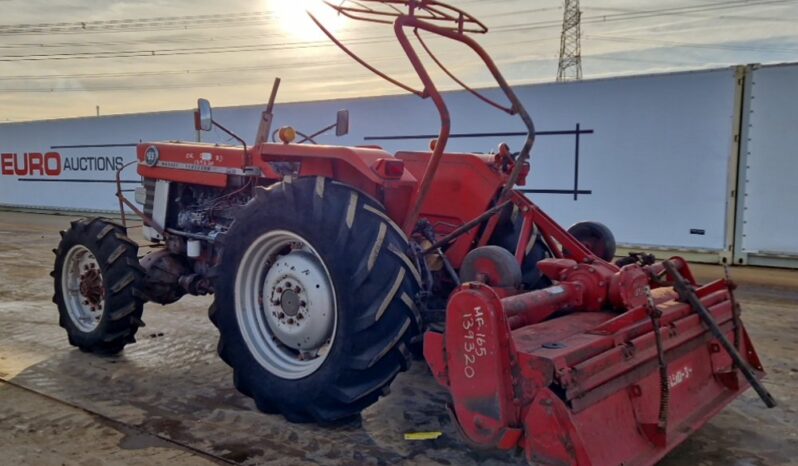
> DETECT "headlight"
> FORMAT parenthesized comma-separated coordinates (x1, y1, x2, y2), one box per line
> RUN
(134, 186, 147, 205)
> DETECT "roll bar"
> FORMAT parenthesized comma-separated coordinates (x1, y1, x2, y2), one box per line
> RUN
(310, 0, 536, 233)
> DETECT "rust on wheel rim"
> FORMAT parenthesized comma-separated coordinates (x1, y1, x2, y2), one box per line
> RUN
(62, 245, 105, 332)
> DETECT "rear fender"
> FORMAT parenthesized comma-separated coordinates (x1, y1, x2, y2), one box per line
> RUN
(257, 143, 417, 223)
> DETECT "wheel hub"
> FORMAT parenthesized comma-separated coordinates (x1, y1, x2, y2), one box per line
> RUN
(262, 249, 335, 353)
(280, 289, 301, 316)
(235, 230, 338, 379)
(79, 266, 104, 308)
(62, 245, 105, 332)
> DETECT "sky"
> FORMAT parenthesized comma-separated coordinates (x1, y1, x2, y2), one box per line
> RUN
(1, 0, 797, 122)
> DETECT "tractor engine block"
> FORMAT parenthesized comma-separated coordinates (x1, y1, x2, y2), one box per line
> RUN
(172, 183, 249, 235)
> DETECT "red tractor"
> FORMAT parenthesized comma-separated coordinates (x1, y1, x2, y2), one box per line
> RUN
(52, 1, 774, 465)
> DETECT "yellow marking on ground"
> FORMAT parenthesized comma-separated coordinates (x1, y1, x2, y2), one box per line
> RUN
(404, 432, 443, 440)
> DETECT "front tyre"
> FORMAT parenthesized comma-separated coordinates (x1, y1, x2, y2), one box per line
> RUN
(211, 177, 421, 423)
(52, 218, 146, 354)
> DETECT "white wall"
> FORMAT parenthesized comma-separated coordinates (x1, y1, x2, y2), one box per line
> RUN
(0, 67, 743, 252)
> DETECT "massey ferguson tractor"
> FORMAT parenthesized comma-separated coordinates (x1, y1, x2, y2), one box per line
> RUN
(52, 1, 775, 464)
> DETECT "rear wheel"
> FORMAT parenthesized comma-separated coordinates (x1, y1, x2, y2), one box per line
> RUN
(52, 218, 145, 354)
(210, 177, 421, 423)
(568, 221, 616, 262)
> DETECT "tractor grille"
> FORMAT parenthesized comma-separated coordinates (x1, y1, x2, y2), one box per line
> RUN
(142, 178, 156, 219)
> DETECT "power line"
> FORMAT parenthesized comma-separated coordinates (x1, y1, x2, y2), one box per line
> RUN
(1, 0, 787, 38)
(0, 36, 398, 62)
(0, 0, 788, 55)
(0, 11, 279, 35)
(0, 56, 407, 82)
(579, 0, 797, 25)
(0, 1, 795, 93)
(0, 6, 559, 37)
(584, 4, 798, 23)
(588, 34, 798, 54)
(0, 37, 560, 92)
(494, 0, 798, 33)
(0, 11, 272, 29)
(0, 16, 568, 63)
(0, 30, 293, 49)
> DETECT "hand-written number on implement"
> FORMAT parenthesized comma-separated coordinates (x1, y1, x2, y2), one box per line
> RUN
(462, 306, 487, 379)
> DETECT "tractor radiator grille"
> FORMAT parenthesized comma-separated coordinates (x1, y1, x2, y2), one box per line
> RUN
(142, 178, 156, 219)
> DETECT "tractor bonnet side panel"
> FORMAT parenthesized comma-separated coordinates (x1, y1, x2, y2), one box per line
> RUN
(137, 142, 261, 188)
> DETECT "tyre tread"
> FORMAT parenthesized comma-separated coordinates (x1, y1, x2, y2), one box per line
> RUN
(52, 217, 146, 355)
(210, 178, 422, 423)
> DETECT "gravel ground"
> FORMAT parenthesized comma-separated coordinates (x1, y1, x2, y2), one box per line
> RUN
(0, 210, 796, 466)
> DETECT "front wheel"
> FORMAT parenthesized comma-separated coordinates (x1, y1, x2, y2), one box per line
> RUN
(210, 177, 421, 423)
(52, 218, 145, 354)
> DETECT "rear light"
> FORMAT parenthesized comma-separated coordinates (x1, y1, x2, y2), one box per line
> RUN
(372, 158, 405, 179)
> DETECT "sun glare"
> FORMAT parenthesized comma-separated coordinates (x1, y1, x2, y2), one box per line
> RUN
(270, 0, 345, 42)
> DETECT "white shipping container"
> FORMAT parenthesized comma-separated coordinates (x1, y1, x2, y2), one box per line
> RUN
(735, 63, 798, 267)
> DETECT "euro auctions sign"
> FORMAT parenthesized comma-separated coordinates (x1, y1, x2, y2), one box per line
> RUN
(0, 149, 134, 212)
(1, 152, 62, 176)
(0, 152, 125, 177)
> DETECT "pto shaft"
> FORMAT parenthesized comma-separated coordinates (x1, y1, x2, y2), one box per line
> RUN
(505, 282, 582, 329)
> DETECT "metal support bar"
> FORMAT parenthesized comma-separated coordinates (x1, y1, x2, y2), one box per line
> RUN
(422, 199, 511, 254)
(724, 265, 743, 352)
(645, 286, 670, 432)
(573, 123, 580, 201)
(296, 123, 336, 144)
(307, 13, 424, 97)
(414, 29, 514, 115)
(438, 247, 461, 286)
(165, 228, 216, 242)
(254, 77, 281, 146)
(664, 261, 777, 408)
(393, 18, 451, 233)
(115, 161, 166, 236)
(310, 7, 535, 234)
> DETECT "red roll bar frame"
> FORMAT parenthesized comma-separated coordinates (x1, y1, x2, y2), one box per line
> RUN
(309, 0, 536, 234)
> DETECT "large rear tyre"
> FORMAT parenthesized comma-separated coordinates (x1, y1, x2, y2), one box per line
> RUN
(210, 177, 421, 423)
(52, 218, 146, 355)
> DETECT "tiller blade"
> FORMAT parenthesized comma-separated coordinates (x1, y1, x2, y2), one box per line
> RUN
(424, 257, 771, 466)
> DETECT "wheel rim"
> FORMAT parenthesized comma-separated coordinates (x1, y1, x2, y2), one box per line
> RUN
(235, 230, 337, 379)
(61, 244, 105, 333)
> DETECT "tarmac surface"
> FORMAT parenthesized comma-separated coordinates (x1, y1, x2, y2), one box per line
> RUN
(0, 209, 796, 466)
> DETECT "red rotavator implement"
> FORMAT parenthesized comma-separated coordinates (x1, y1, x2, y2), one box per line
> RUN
(313, 1, 776, 464)
(52, 1, 774, 465)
